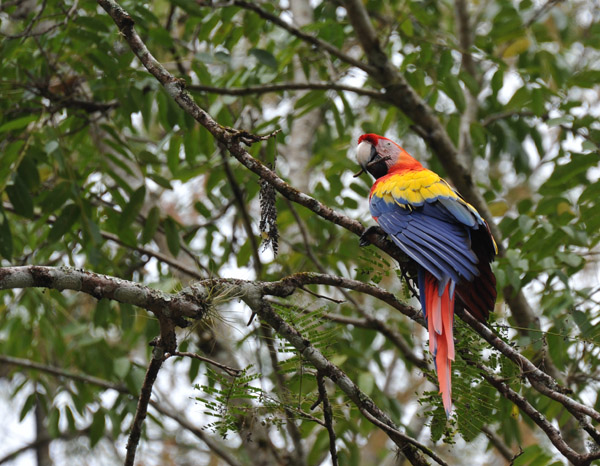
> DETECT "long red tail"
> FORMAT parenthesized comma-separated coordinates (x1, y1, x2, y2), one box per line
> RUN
(424, 272, 455, 415)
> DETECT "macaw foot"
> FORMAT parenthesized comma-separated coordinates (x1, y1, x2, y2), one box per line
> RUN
(359, 225, 386, 247)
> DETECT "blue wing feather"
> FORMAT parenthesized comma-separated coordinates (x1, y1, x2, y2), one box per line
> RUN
(371, 193, 481, 283)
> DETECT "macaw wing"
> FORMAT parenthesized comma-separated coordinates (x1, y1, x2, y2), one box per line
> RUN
(369, 171, 483, 289)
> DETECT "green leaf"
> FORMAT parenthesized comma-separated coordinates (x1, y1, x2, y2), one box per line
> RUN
(164, 217, 181, 256)
(39, 181, 73, 212)
(167, 135, 182, 175)
(237, 238, 253, 268)
(147, 172, 172, 189)
(0, 140, 25, 193)
(491, 67, 504, 95)
(141, 206, 160, 244)
(48, 204, 80, 243)
(47, 407, 60, 438)
(442, 74, 466, 113)
(6, 174, 34, 218)
(19, 393, 36, 421)
(113, 357, 131, 379)
(0, 209, 14, 259)
(546, 116, 572, 127)
(249, 48, 278, 70)
(573, 310, 592, 336)
(119, 185, 146, 231)
(543, 153, 598, 190)
(93, 298, 112, 328)
(518, 215, 535, 235)
(358, 372, 375, 395)
(568, 70, 600, 89)
(0, 114, 37, 133)
(89, 409, 106, 447)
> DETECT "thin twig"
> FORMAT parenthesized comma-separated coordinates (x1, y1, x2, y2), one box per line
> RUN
(2, 0, 79, 39)
(260, 324, 306, 465)
(261, 272, 423, 325)
(188, 82, 384, 99)
(299, 285, 344, 304)
(481, 426, 514, 461)
(240, 296, 430, 465)
(316, 372, 339, 466)
(172, 351, 241, 377)
(124, 344, 166, 466)
(462, 353, 583, 464)
(358, 406, 449, 466)
(0, 354, 242, 466)
(198, 0, 374, 74)
(219, 150, 262, 277)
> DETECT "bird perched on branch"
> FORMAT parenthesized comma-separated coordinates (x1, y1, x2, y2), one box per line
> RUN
(355, 133, 497, 415)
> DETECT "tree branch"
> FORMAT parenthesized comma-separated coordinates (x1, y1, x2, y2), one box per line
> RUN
(467, 356, 590, 465)
(0, 265, 205, 323)
(125, 344, 165, 466)
(315, 372, 339, 466)
(0, 354, 242, 466)
(358, 406, 448, 466)
(260, 324, 306, 466)
(481, 426, 514, 461)
(188, 82, 385, 100)
(239, 293, 431, 465)
(172, 351, 242, 377)
(198, 0, 374, 75)
(457, 308, 600, 424)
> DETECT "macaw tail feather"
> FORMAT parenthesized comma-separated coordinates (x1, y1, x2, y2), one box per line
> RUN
(423, 271, 455, 416)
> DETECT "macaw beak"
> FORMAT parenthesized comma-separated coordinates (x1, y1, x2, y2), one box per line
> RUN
(354, 144, 390, 178)
(354, 144, 380, 177)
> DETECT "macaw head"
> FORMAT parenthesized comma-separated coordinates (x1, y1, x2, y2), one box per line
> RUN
(355, 133, 421, 179)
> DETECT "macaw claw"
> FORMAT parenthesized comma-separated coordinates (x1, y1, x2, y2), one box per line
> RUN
(359, 225, 386, 247)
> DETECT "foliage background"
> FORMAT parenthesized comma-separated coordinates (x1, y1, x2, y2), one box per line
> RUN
(0, 0, 599, 465)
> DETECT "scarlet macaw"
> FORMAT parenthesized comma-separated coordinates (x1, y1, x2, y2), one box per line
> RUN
(356, 133, 497, 414)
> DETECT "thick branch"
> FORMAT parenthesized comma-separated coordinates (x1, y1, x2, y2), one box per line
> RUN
(0, 265, 205, 322)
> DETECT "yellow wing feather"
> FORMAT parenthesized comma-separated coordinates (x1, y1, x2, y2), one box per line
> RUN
(372, 170, 458, 206)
